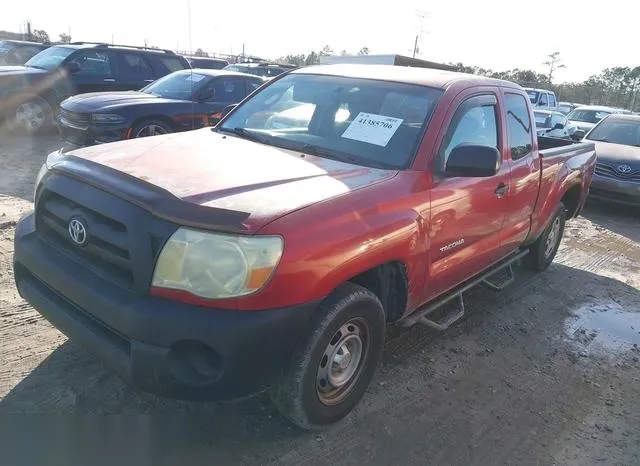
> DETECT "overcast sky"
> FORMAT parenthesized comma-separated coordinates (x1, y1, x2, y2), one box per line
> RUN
(3, 0, 639, 83)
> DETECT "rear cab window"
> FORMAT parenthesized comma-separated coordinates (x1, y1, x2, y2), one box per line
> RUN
(504, 93, 533, 159)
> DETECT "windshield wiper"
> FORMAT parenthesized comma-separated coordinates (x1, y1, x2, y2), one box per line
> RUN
(589, 137, 609, 142)
(298, 144, 392, 169)
(217, 127, 268, 144)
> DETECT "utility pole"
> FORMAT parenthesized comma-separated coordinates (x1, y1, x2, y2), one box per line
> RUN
(26, 20, 32, 41)
(412, 10, 427, 59)
(242, 43, 245, 61)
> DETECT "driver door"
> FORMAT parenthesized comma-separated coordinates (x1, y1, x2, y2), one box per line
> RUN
(426, 91, 509, 300)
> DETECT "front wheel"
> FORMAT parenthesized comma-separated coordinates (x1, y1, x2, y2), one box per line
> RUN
(131, 119, 172, 138)
(270, 283, 386, 430)
(527, 202, 566, 271)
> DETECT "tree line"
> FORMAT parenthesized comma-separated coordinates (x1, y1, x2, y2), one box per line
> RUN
(450, 62, 640, 112)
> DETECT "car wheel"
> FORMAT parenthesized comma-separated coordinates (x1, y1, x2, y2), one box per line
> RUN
(10, 98, 52, 134)
(526, 202, 566, 272)
(132, 119, 172, 138)
(270, 283, 386, 430)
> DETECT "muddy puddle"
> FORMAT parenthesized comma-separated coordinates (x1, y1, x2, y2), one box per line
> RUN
(565, 300, 640, 356)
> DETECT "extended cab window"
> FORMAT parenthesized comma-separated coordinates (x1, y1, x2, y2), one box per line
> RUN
(548, 93, 556, 107)
(539, 93, 548, 106)
(438, 95, 498, 171)
(505, 93, 533, 160)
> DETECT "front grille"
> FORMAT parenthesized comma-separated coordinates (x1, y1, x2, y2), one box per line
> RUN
(59, 108, 90, 129)
(36, 191, 134, 288)
(595, 163, 640, 182)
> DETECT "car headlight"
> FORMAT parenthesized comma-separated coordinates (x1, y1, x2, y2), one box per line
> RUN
(152, 228, 284, 299)
(34, 149, 66, 200)
(91, 113, 126, 124)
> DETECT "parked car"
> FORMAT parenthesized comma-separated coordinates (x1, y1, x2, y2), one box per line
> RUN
(567, 105, 629, 138)
(557, 101, 581, 116)
(584, 114, 640, 206)
(0, 40, 49, 65)
(533, 110, 577, 139)
(57, 69, 265, 149)
(184, 56, 228, 70)
(0, 42, 190, 133)
(14, 65, 596, 430)
(524, 87, 558, 110)
(223, 61, 296, 78)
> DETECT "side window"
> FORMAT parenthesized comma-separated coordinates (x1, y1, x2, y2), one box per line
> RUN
(246, 78, 262, 94)
(121, 53, 153, 76)
(69, 50, 113, 76)
(210, 77, 245, 102)
(16, 46, 42, 62)
(548, 93, 556, 107)
(157, 56, 186, 74)
(539, 93, 549, 106)
(439, 95, 499, 171)
(505, 93, 533, 160)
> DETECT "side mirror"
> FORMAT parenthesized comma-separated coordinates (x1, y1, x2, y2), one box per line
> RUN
(64, 61, 81, 74)
(553, 122, 565, 130)
(445, 144, 500, 177)
(197, 88, 215, 102)
(572, 129, 586, 140)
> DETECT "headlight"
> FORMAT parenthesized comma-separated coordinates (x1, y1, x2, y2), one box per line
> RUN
(34, 163, 48, 200)
(152, 228, 284, 299)
(91, 113, 126, 124)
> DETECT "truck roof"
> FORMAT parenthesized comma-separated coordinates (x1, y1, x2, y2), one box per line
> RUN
(294, 64, 522, 90)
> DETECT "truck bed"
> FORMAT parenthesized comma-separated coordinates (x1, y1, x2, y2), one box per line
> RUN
(537, 135, 595, 158)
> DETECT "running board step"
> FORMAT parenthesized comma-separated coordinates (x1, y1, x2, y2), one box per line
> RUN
(419, 293, 465, 331)
(483, 265, 515, 290)
(398, 249, 530, 329)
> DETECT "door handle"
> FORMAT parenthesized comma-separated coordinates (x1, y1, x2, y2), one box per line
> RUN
(103, 78, 116, 82)
(144, 79, 154, 83)
(495, 183, 509, 197)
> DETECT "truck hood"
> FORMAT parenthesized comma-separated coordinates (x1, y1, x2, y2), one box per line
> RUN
(61, 91, 185, 112)
(0, 65, 47, 76)
(64, 128, 395, 232)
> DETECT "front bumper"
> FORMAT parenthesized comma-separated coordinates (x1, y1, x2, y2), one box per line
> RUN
(57, 118, 130, 150)
(589, 173, 640, 206)
(14, 213, 317, 400)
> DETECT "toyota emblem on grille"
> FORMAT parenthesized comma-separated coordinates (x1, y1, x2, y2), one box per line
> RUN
(617, 164, 632, 174)
(68, 217, 88, 246)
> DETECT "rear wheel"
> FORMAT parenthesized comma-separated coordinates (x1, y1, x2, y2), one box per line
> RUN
(527, 202, 566, 271)
(9, 98, 52, 134)
(270, 283, 386, 430)
(132, 119, 172, 138)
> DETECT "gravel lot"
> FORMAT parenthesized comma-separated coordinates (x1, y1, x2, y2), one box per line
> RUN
(1, 132, 639, 465)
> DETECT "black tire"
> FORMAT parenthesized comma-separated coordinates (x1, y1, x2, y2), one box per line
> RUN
(270, 283, 386, 430)
(131, 119, 172, 139)
(527, 202, 566, 271)
(8, 97, 52, 134)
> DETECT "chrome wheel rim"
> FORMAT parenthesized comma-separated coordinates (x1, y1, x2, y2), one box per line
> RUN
(134, 124, 169, 138)
(15, 102, 45, 131)
(544, 216, 561, 258)
(316, 318, 369, 406)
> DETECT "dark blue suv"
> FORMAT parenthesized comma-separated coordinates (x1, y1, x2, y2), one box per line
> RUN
(0, 42, 190, 133)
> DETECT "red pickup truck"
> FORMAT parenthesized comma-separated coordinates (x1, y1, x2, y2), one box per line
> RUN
(14, 65, 596, 430)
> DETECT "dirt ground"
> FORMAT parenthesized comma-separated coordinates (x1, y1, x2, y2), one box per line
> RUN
(1, 132, 639, 466)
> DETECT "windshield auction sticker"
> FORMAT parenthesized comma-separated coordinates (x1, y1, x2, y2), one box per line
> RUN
(341, 112, 403, 147)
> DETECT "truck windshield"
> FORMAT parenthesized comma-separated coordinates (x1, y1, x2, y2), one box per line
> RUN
(586, 119, 640, 146)
(25, 46, 75, 70)
(218, 73, 443, 169)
